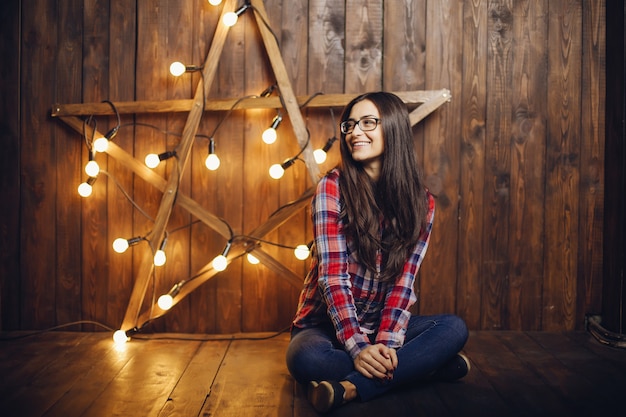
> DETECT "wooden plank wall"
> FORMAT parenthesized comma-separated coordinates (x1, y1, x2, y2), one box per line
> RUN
(0, 0, 606, 333)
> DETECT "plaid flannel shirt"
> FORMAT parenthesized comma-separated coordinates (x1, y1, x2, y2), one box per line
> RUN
(292, 169, 435, 359)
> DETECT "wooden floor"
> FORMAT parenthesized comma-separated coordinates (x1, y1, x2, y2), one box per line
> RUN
(0, 330, 624, 416)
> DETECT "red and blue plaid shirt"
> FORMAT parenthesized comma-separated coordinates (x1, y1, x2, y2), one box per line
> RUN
(292, 169, 435, 359)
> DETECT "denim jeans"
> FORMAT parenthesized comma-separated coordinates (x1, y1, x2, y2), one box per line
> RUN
(285, 314, 468, 401)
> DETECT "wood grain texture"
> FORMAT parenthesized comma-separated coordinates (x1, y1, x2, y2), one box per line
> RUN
(20, 0, 61, 328)
(543, 0, 583, 331)
(506, 0, 547, 331)
(2, 0, 610, 333)
(0, 0, 20, 330)
(458, 0, 488, 329)
(577, 0, 605, 325)
(481, 0, 513, 330)
(1, 331, 625, 416)
(345, 0, 383, 92)
(419, 0, 463, 316)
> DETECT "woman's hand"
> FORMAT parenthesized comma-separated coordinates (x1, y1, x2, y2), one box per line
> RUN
(353, 344, 398, 380)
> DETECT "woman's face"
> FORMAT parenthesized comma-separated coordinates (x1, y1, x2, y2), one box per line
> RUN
(344, 99, 384, 180)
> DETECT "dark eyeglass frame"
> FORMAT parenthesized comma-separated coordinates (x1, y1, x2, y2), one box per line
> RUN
(340, 117, 381, 134)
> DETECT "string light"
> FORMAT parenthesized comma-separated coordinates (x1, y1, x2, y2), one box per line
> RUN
(294, 244, 311, 260)
(205, 137, 220, 170)
(314, 136, 337, 164)
(91, 101, 120, 153)
(112, 236, 144, 254)
(113, 327, 139, 344)
(212, 240, 232, 271)
(153, 237, 167, 266)
(157, 281, 185, 311)
(77, 176, 97, 198)
(84, 150, 100, 177)
(169, 61, 204, 77)
(222, 2, 250, 27)
(262, 112, 282, 144)
(145, 150, 177, 169)
(269, 158, 296, 180)
(246, 253, 260, 264)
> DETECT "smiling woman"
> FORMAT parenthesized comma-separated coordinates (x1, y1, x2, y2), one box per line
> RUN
(286, 92, 469, 413)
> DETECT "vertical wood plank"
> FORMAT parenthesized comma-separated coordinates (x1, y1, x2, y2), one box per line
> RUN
(20, 0, 59, 328)
(481, 0, 513, 330)
(345, 0, 383, 93)
(129, 0, 175, 332)
(195, 0, 246, 334)
(241, 0, 286, 332)
(55, 0, 84, 326)
(382, 0, 427, 315)
(308, 0, 345, 93)
(81, 0, 111, 330)
(158, 0, 194, 333)
(543, 0, 582, 331)
(205, 0, 244, 333)
(577, 0, 605, 327)
(420, 0, 463, 315)
(277, 0, 309, 325)
(382, 0, 426, 92)
(0, 0, 21, 330)
(507, 0, 548, 330)
(457, 0, 488, 329)
(106, 0, 137, 329)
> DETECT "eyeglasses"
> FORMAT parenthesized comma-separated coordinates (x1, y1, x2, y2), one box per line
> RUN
(340, 117, 381, 134)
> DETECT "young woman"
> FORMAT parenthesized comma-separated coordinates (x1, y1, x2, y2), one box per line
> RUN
(286, 92, 469, 413)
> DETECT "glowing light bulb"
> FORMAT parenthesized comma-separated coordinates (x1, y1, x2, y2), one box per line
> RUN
(246, 253, 260, 264)
(113, 329, 129, 344)
(169, 61, 186, 76)
(222, 12, 238, 27)
(212, 255, 228, 271)
(113, 238, 130, 253)
(208, 0, 222, 5)
(85, 160, 100, 177)
(205, 153, 220, 170)
(294, 244, 310, 260)
(157, 294, 174, 310)
(154, 249, 166, 266)
(314, 149, 328, 164)
(269, 163, 285, 179)
(93, 137, 109, 153)
(262, 127, 277, 144)
(77, 181, 93, 197)
(145, 153, 160, 168)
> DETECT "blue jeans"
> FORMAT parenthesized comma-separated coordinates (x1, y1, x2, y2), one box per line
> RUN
(286, 314, 468, 401)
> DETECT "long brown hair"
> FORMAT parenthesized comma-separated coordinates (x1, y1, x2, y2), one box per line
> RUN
(338, 91, 428, 282)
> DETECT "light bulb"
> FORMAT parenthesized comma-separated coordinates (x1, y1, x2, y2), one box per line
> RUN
(314, 149, 328, 164)
(154, 249, 167, 266)
(212, 255, 228, 271)
(169, 61, 186, 76)
(157, 294, 174, 310)
(262, 128, 277, 144)
(269, 163, 285, 179)
(113, 329, 129, 344)
(93, 137, 109, 152)
(208, 0, 222, 5)
(205, 153, 220, 170)
(145, 153, 160, 168)
(85, 160, 100, 177)
(222, 12, 238, 27)
(294, 244, 310, 260)
(112, 238, 130, 253)
(246, 253, 260, 264)
(77, 181, 93, 197)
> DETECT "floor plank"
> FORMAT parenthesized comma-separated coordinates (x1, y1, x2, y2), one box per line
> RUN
(0, 330, 624, 416)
